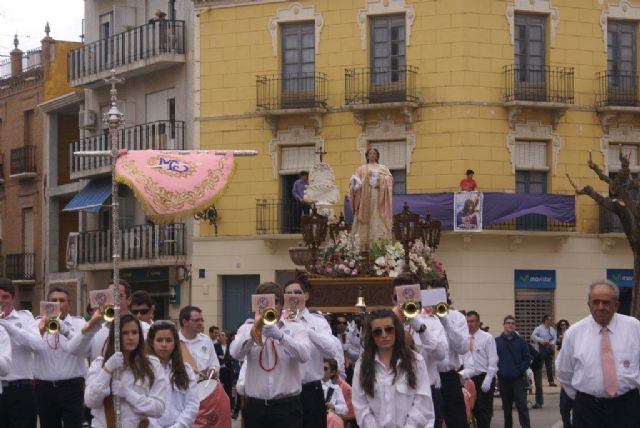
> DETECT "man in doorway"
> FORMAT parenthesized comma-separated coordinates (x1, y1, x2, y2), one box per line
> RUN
(179, 305, 219, 379)
(531, 314, 557, 386)
(130, 290, 155, 324)
(209, 325, 220, 345)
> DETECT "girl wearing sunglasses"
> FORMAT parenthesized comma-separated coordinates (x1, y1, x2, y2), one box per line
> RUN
(352, 309, 434, 427)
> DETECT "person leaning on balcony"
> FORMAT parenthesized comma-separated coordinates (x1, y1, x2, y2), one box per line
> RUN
(292, 170, 310, 215)
(0, 278, 43, 428)
(459, 169, 477, 192)
(556, 280, 640, 428)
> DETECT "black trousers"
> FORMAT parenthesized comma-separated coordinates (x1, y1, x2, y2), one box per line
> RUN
(439, 371, 469, 428)
(573, 390, 640, 428)
(219, 366, 234, 408)
(498, 375, 530, 428)
(0, 381, 37, 428)
(431, 385, 444, 428)
(559, 387, 574, 428)
(35, 378, 85, 428)
(532, 367, 543, 405)
(539, 344, 555, 383)
(243, 395, 303, 428)
(301, 380, 326, 428)
(471, 373, 495, 428)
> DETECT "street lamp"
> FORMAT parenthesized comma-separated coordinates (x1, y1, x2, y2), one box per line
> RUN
(393, 202, 421, 271)
(421, 211, 441, 251)
(300, 204, 328, 271)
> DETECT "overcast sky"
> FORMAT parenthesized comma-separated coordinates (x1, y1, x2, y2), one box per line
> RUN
(0, 0, 84, 57)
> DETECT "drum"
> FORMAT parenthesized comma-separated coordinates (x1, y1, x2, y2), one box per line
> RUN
(197, 378, 219, 402)
(194, 378, 231, 428)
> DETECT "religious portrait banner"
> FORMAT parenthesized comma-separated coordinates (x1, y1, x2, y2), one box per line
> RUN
(454, 191, 484, 232)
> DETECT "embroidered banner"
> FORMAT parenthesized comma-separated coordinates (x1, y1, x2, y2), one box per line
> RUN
(454, 191, 483, 232)
(115, 150, 235, 224)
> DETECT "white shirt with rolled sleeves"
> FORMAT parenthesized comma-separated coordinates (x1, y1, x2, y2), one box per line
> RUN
(461, 329, 498, 381)
(32, 315, 88, 381)
(84, 355, 168, 428)
(149, 361, 199, 428)
(345, 322, 363, 362)
(0, 325, 11, 394)
(178, 331, 220, 376)
(531, 324, 557, 350)
(352, 351, 434, 428)
(330, 334, 347, 379)
(0, 309, 42, 382)
(408, 314, 448, 388)
(66, 318, 150, 362)
(297, 308, 339, 383)
(230, 319, 311, 399)
(436, 309, 470, 373)
(322, 379, 348, 416)
(556, 313, 640, 399)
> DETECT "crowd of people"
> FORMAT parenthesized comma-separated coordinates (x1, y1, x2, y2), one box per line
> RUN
(0, 275, 639, 428)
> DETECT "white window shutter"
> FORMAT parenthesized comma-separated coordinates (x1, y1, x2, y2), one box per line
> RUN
(280, 146, 315, 173)
(112, 6, 136, 34)
(369, 141, 406, 170)
(515, 141, 547, 169)
(145, 90, 168, 123)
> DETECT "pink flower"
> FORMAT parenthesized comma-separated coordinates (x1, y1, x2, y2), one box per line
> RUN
(326, 267, 333, 274)
(349, 261, 355, 268)
(338, 264, 346, 271)
(352, 270, 358, 276)
(344, 267, 351, 274)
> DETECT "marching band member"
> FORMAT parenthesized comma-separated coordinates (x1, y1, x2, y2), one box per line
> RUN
(230, 282, 312, 428)
(284, 278, 338, 428)
(84, 314, 168, 427)
(33, 287, 87, 428)
(0, 323, 11, 394)
(147, 320, 199, 428)
(0, 279, 43, 428)
(352, 309, 434, 428)
(178, 305, 220, 379)
(322, 358, 348, 428)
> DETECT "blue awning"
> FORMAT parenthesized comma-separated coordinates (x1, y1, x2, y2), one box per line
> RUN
(63, 178, 112, 213)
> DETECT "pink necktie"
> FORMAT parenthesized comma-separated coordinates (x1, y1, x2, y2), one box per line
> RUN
(470, 335, 475, 353)
(600, 327, 619, 397)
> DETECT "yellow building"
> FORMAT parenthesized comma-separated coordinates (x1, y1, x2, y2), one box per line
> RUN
(191, 0, 638, 335)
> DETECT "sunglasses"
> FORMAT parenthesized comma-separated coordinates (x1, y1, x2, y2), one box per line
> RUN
(323, 366, 330, 371)
(336, 321, 347, 325)
(288, 290, 304, 295)
(131, 309, 150, 315)
(371, 325, 395, 337)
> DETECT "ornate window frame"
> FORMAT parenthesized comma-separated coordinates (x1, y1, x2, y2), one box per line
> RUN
(506, 120, 561, 175)
(356, 119, 416, 173)
(357, 0, 416, 49)
(269, 125, 324, 179)
(599, 0, 640, 53)
(599, 124, 640, 174)
(506, 0, 559, 48)
(269, 2, 324, 57)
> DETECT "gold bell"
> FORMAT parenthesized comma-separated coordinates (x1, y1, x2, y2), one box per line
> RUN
(355, 286, 366, 311)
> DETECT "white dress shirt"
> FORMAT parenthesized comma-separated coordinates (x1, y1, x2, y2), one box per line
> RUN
(230, 319, 311, 399)
(556, 313, 640, 399)
(461, 329, 498, 380)
(149, 361, 199, 428)
(84, 355, 168, 428)
(436, 309, 470, 373)
(345, 322, 363, 362)
(330, 335, 347, 379)
(322, 379, 348, 416)
(236, 358, 247, 396)
(297, 308, 338, 383)
(531, 324, 557, 350)
(32, 315, 88, 381)
(0, 326, 11, 394)
(0, 309, 42, 381)
(352, 351, 434, 428)
(408, 315, 448, 388)
(179, 331, 220, 375)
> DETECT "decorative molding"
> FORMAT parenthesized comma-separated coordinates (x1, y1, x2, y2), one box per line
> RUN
(509, 236, 524, 251)
(600, 1, 640, 53)
(463, 235, 472, 251)
(356, 119, 416, 173)
(600, 237, 617, 253)
(506, 120, 561, 175)
(599, 124, 640, 174)
(554, 236, 568, 252)
(357, 0, 416, 49)
(269, 125, 324, 179)
(269, 2, 324, 57)
(506, 0, 559, 48)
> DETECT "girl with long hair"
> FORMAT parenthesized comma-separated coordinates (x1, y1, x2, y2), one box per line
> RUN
(146, 320, 199, 428)
(84, 314, 168, 428)
(351, 309, 434, 427)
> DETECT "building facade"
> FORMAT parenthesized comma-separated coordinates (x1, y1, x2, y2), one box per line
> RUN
(45, 0, 196, 319)
(191, 0, 637, 335)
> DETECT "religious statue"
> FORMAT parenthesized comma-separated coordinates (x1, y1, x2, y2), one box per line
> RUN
(349, 148, 393, 250)
(304, 162, 340, 221)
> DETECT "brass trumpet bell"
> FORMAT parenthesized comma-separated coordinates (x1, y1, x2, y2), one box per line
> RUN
(402, 300, 420, 319)
(46, 318, 60, 335)
(262, 308, 278, 326)
(103, 305, 115, 322)
(434, 302, 449, 318)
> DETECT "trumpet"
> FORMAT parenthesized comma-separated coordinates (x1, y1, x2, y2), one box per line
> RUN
(45, 317, 61, 334)
(262, 307, 278, 326)
(434, 302, 449, 318)
(102, 305, 115, 322)
(401, 300, 420, 319)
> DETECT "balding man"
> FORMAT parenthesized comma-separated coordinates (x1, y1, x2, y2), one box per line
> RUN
(556, 280, 640, 428)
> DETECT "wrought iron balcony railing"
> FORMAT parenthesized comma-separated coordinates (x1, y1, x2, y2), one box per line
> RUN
(256, 199, 343, 235)
(596, 71, 639, 107)
(70, 120, 184, 176)
(68, 20, 185, 83)
(345, 65, 418, 105)
(6, 252, 35, 280)
(10, 145, 36, 176)
(256, 72, 328, 110)
(504, 64, 574, 103)
(486, 214, 575, 232)
(77, 223, 186, 265)
(599, 205, 625, 233)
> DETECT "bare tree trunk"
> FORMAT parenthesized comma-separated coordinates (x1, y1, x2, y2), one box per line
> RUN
(633, 249, 640, 318)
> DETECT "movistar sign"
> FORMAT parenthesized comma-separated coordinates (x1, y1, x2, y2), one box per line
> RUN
(606, 269, 633, 288)
(514, 270, 556, 289)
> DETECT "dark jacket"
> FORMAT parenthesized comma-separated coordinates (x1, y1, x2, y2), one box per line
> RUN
(495, 332, 531, 380)
(528, 343, 543, 372)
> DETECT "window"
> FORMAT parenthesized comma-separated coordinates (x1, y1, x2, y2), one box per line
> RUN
(608, 20, 637, 104)
(608, 144, 638, 172)
(281, 22, 315, 107)
(279, 145, 314, 234)
(515, 140, 548, 230)
(23, 110, 34, 146)
(514, 13, 546, 99)
(369, 140, 407, 194)
(370, 15, 406, 80)
(280, 146, 315, 175)
(514, 288, 554, 341)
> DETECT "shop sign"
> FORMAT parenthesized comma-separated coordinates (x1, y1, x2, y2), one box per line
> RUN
(121, 267, 169, 283)
(606, 269, 633, 288)
(514, 269, 556, 289)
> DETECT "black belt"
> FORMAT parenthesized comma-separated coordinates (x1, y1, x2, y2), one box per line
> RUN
(1, 379, 33, 388)
(577, 389, 639, 404)
(439, 370, 460, 380)
(36, 377, 85, 388)
(246, 394, 300, 407)
(302, 380, 321, 389)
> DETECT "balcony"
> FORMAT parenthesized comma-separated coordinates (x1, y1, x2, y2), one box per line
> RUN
(6, 253, 35, 282)
(485, 215, 575, 232)
(503, 64, 574, 129)
(77, 223, 186, 269)
(68, 20, 186, 88)
(256, 72, 328, 136)
(70, 120, 184, 179)
(596, 71, 640, 132)
(10, 145, 36, 178)
(256, 199, 303, 235)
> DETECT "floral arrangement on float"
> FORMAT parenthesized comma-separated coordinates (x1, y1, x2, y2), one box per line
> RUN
(315, 231, 363, 277)
(369, 238, 444, 279)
